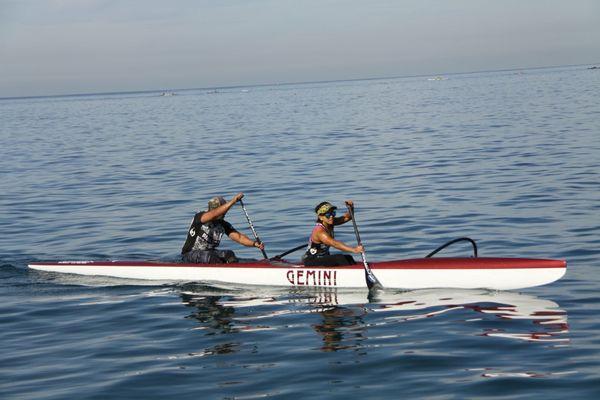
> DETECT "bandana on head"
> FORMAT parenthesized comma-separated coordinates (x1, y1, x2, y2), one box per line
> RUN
(208, 196, 226, 210)
(316, 202, 336, 215)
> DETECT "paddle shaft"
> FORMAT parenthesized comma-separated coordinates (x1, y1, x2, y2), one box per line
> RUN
(239, 199, 268, 259)
(346, 204, 383, 290)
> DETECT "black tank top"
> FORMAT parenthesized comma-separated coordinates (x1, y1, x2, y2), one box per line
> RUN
(304, 223, 332, 258)
(181, 212, 235, 254)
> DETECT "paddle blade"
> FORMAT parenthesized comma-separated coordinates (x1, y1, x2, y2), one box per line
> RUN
(364, 268, 383, 291)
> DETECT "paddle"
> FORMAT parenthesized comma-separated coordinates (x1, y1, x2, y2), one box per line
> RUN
(346, 203, 383, 290)
(239, 199, 268, 259)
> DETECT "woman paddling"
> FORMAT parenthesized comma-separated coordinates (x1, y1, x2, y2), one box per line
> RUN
(302, 201, 363, 266)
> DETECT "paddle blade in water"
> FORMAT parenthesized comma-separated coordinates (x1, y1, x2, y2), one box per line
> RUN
(365, 268, 383, 291)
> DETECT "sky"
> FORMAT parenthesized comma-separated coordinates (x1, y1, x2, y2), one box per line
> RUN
(1, 0, 599, 97)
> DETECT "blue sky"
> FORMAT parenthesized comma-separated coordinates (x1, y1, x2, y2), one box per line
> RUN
(1, 0, 599, 97)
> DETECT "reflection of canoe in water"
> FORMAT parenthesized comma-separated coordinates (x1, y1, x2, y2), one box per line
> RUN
(182, 287, 569, 343)
(210, 287, 562, 314)
(28, 257, 566, 290)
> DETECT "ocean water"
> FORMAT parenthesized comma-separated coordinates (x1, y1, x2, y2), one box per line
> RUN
(1, 65, 599, 399)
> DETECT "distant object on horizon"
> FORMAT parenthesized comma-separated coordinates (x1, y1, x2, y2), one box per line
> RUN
(588, 66, 599, 70)
(427, 76, 446, 81)
(160, 92, 176, 97)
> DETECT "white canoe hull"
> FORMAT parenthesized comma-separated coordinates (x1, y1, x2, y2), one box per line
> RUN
(28, 257, 567, 290)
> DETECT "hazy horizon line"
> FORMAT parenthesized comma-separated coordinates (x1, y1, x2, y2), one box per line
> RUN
(1, 62, 597, 102)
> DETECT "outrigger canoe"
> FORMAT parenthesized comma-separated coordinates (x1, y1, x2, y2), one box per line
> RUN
(28, 256, 566, 290)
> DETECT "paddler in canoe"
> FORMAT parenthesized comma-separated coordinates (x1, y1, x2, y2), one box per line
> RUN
(181, 193, 266, 263)
(302, 201, 364, 266)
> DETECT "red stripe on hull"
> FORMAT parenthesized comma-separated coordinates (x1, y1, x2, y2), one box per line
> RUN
(30, 257, 566, 270)
(372, 258, 566, 270)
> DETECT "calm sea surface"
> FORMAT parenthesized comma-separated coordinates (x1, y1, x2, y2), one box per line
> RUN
(1, 66, 599, 399)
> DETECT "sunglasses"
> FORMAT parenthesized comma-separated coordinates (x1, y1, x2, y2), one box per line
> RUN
(322, 210, 336, 218)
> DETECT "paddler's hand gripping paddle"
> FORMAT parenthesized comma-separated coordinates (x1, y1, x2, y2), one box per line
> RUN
(346, 203, 383, 290)
(239, 199, 268, 259)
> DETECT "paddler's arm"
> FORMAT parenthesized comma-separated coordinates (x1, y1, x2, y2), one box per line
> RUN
(333, 200, 354, 225)
(228, 230, 266, 250)
(315, 229, 362, 253)
(200, 192, 244, 223)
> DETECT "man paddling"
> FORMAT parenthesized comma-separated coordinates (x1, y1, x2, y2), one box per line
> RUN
(181, 193, 265, 263)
